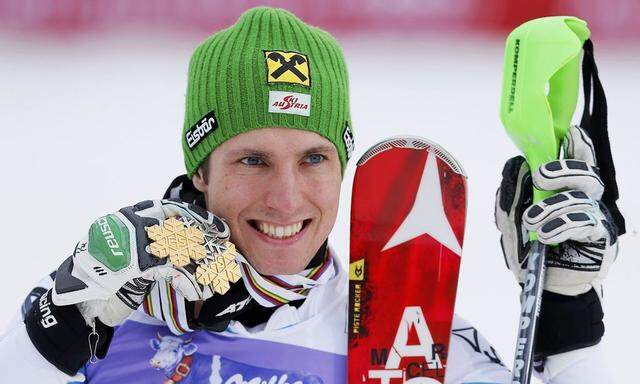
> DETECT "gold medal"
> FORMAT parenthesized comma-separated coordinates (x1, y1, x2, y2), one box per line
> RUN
(145, 216, 241, 295)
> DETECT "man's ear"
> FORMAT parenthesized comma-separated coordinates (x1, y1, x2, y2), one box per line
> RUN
(192, 170, 208, 193)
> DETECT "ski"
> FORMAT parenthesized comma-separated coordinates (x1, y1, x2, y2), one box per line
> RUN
(348, 136, 467, 383)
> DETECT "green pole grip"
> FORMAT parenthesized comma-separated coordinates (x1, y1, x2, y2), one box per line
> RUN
(499, 16, 590, 239)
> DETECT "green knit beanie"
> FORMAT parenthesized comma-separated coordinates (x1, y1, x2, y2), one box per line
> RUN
(182, 7, 353, 177)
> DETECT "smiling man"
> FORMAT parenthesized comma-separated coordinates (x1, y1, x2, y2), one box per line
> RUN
(194, 128, 342, 276)
(0, 7, 618, 384)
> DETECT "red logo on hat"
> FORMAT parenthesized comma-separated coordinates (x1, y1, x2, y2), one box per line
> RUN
(272, 95, 309, 111)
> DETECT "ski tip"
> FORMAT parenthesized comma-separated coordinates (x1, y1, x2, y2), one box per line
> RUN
(356, 136, 467, 177)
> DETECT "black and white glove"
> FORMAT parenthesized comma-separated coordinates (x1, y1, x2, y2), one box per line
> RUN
(52, 199, 232, 326)
(495, 126, 620, 356)
(495, 126, 618, 297)
(24, 199, 236, 375)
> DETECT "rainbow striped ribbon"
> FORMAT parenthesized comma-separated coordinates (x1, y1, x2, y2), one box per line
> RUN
(141, 249, 336, 334)
(237, 249, 335, 308)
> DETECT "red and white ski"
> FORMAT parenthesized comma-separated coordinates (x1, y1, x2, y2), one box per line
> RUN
(348, 137, 467, 383)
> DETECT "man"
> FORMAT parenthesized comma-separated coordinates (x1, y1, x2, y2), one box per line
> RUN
(0, 7, 619, 383)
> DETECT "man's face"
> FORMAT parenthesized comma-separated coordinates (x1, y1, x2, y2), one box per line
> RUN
(192, 128, 342, 275)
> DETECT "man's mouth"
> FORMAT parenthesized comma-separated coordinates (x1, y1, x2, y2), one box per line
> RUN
(249, 219, 311, 240)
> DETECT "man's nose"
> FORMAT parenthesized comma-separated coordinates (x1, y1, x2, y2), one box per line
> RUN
(264, 166, 304, 215)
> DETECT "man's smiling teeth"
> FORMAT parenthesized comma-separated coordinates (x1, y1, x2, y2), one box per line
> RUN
(257, 221, 304, 239)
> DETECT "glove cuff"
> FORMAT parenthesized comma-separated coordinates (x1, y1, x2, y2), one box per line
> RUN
(535, 287, 604, 357)
(24, 289, 114, 375)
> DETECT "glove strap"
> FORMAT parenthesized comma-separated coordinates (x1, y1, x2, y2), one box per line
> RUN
(24, 289, 114, 375)
(534, 287, 604, 358)
(580, 39, 625, 235)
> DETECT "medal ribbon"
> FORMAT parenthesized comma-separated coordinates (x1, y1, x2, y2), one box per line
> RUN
(237, 248, 335, 307)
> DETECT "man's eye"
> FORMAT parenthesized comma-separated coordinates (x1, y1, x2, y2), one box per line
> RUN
(305, 154, 326, 165)
(240, 156, 264, 166)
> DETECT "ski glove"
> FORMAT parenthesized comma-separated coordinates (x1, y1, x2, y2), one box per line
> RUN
(495, 126, 619, 297)
(52, 199, 231, 326)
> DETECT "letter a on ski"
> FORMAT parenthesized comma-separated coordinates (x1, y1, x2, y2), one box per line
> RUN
(348, 137, 467, 383)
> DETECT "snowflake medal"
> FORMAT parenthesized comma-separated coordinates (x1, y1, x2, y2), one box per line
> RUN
(145, 216, 241, 295)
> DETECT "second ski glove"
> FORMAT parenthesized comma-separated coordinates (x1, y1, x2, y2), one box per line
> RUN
(495, 125, 620, 356)
(495, 125, 618, 297)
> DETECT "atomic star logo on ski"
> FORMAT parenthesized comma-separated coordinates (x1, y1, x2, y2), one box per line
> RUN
(348, 137, 467, 383)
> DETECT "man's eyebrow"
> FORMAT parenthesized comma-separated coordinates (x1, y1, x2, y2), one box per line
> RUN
(301, 145, 335, 156)
(226, 148, 270, 158)
(226, 145, 335, 158)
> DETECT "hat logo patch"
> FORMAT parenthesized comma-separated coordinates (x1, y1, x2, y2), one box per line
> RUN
(343, 122, 354, 160)
(265, 51, 310, 87)
(186, 110, 218, 149)
(268, 91, 311, 117)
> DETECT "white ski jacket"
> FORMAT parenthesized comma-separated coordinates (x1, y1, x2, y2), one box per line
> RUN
(0, 255, 609, 383)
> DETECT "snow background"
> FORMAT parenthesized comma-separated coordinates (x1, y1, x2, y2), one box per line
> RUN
(0, 31, 638, 382)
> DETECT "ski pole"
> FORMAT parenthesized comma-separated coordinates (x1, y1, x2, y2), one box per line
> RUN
(499, 16, 590, 384)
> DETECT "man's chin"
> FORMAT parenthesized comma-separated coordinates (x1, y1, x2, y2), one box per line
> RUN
(244, 249, 310, 276)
